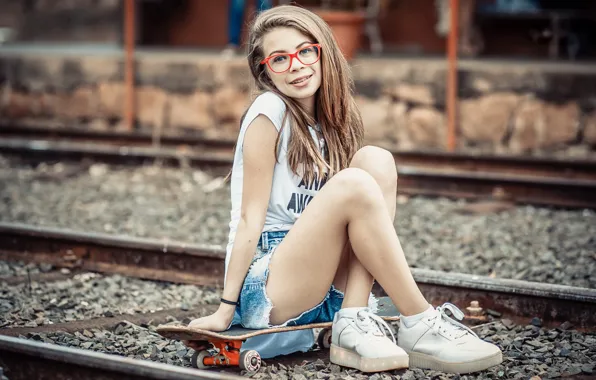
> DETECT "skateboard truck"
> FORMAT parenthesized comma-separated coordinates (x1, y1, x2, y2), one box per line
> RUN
(192, 340, 261, 374)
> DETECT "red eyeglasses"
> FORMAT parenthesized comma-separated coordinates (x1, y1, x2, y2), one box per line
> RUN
(260, 43, 322, 74)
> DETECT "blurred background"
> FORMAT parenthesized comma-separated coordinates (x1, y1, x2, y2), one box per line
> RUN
(0, 4, 595, 377)
(0, 0, 595, 157)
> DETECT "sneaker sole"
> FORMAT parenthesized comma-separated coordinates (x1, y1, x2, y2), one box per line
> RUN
(409, 351, 503, 374)
(330, 344, 409, 373)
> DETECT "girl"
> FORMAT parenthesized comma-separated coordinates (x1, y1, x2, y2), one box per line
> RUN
(188, 5, 502, 374)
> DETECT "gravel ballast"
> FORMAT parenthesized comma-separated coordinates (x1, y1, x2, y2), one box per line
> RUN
(19, 317, 596, 379)
(0, 260, 54, 278)
(1, 271, 221, 328)
(1, 155, 594, 288)
(2, 254, 594, 379)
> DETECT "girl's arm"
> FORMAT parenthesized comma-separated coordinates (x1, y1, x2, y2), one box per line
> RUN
(221, 114, 278, 306)
(187, 115, 278, 331)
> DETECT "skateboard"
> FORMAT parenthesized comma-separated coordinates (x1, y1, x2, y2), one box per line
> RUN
(157, 297, 399, 373)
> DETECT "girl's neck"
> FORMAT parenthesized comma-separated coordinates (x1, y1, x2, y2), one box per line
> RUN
(296, 95, 315, 119)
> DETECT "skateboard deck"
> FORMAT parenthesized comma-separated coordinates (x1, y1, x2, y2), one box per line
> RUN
(158, 296, 399, 341)
(157, 297, 399, 372)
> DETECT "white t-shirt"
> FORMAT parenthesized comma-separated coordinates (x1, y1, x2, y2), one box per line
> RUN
(225, 91, 326, 274)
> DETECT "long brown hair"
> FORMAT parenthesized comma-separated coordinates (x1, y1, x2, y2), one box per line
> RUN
(246, 5, 364, 183)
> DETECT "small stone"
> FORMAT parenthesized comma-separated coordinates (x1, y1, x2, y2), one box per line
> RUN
(530, 317, 542, 327)
(114, 324, 125, 335)
(582, 365, 594, 374)
(559, 348, 571, 357)
(314, 359, 326, 370)
(526, 340, 542, 348)
(501, 319, 516, 330)
(28, 333, 43, 341)
(564, 366, 582, 376)
(486, 309, 501, 317)
(558, 321, 573, 330)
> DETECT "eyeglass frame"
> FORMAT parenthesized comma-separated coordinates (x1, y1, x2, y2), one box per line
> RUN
(260, 43, 322, 74)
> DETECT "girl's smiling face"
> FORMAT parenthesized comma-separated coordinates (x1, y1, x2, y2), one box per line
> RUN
(262, 27, 322, 113)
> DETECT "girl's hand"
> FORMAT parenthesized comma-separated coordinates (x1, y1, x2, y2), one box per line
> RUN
(183, 304, 236, 350)
(188, 303, 236, 332)
(187, 309, 233, 332)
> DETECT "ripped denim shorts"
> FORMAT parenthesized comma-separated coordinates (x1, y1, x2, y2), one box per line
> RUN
(237, 230, 344, 329)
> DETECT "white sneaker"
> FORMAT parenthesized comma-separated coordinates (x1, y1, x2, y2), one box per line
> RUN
(398, 303, 503, 374)
(330, 307, 409, 372)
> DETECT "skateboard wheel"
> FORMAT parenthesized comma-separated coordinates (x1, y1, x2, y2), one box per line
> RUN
(239, 350, 261, 373)
(191, 350, 211, 369)
(317, 327, 332, 349)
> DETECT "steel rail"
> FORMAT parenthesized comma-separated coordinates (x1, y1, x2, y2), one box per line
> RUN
(1, 126, 595, 179)
(1, 138, 595, 208)
(0, 125, 236, 150)
(0, 222, 226, 287)
(395, 150, 596, 180)
(398, 166, 596, 209)
(0, 335, 242, 380)
(1, 222, 595, 329)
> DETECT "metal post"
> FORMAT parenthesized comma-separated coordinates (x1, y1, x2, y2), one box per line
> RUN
(124, 0, 136, 131)
(446, 0, 459, 152)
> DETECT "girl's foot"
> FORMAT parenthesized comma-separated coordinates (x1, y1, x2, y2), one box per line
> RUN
(398, 303, 503, 374)
(330, 307, 409, 372)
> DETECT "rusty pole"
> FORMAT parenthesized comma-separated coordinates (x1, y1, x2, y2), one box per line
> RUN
(446, 0, 459, 152)
(124, 0, 136, 131)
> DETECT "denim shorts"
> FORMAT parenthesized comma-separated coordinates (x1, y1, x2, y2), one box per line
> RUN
(237, 230, 344, 329)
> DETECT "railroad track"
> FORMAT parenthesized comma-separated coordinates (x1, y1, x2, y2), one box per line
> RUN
(1, 135, 596, 209)
(2, 127, 595, 378)
(2, 125, 596, 179)
(0, 334, 240, 380)
(1, 222, 596, 379)
(1, 222, 595, 330)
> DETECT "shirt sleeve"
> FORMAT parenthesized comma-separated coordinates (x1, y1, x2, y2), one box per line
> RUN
(241, 92, 287, 132)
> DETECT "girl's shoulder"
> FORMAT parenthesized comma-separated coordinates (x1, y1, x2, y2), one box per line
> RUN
(250, 91, 286, 113)
(243, 91, 287, 131)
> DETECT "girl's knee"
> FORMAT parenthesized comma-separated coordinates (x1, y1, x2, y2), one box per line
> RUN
(331, 168, 384, 205)
(351, 146, 393, 165)
(350, 146, 397, 189)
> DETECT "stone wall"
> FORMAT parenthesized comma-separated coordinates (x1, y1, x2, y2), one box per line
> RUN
(0, 51, 595, 158)
(353, 60, 596, 156)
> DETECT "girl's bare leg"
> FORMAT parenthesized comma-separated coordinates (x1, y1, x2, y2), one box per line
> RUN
(333, 146, 399, 308)
(266, 146, 503, 374)
(266, 146, 428, 325)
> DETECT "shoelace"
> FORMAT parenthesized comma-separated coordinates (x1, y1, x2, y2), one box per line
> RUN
(355, 309, 396, 344)
(430, 303, 478, 339)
